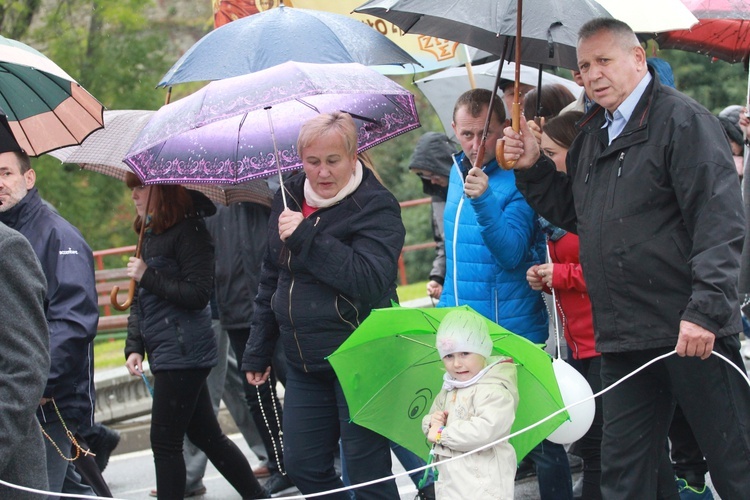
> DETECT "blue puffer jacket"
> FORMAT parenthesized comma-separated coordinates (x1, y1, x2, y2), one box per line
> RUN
(125, 191, 218, 372)
(439, 153, 548, 344)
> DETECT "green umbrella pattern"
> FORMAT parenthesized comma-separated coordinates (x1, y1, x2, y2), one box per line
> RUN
(328, 305, 568, 462)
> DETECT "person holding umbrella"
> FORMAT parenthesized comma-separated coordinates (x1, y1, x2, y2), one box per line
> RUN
(122, 173, 267, 500)
(503, 17, 750, 499)
(242, 111, 405, 499)
(439, 88, 572, 499)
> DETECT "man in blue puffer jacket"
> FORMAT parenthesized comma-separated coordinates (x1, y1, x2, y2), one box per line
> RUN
(439, 88, 548, 341)
(439, 89, 572, 500)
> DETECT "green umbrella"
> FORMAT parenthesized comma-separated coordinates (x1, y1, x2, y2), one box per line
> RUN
(328, 305, 567, 462)
(0, 35, 103, 156)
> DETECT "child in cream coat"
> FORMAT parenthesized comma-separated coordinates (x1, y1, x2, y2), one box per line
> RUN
(422, 310, 519, 499)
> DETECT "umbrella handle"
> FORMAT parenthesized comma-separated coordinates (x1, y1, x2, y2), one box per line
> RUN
(497, 102, 521, 170)
(110, 187, 151, 312)
(110, 279, 136, 311)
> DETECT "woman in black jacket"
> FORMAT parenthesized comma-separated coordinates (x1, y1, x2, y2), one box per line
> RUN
(123, 173, 265, 500)
(243, 112, 406, 499)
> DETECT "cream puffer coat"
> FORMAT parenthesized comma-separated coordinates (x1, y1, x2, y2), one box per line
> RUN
(422, 360, 519, 499)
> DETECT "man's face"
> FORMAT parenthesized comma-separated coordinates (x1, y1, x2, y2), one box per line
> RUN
(502, 83, 534, 115)
(452, 104, 504, 167)
(0, 152, 33, 213)
(576, 29, 646, 113)
(411, 169, 449, 188)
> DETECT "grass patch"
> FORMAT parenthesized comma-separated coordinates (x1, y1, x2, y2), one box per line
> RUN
(398, 281, 429, 303)
(94, 337, 127, 370)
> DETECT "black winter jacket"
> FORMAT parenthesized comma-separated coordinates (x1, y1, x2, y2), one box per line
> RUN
(125, 191, 218, 372)
(0, 188, 97, 426)
(515, 71, 745, 353)
(242, 167, 406, 373)
(205, 202, 270, 330)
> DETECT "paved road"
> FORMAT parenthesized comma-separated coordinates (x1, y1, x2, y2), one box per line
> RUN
(102, 338, 748, 499)
(104, 434, 563, 499)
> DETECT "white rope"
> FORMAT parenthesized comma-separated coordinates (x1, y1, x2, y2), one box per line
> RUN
(4, 349, 748, 499)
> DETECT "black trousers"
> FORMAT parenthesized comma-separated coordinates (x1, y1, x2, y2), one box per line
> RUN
(150, 368, 264, 499)
(600, 335, 750, 500)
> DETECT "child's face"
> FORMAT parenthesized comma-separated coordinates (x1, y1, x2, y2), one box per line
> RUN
(442, 352, 487, 381)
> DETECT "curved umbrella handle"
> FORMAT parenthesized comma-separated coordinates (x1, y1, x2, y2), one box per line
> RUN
(110, 279, 136, 311)
(497, 102, 521, 170)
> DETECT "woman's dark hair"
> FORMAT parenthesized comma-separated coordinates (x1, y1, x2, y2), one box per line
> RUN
(542, 111, 585, 149)
(523, 84, 576, 120)
(125, 172, 194, 234)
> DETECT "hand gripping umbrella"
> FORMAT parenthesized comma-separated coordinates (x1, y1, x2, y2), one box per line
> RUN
(357, 0, 697, 169)
(327, 305, 568, 462)
(125, 61, 420, 206)
(49, 109, 276, 311)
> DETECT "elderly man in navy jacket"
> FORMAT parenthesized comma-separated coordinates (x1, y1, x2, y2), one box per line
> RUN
(0, 128, 98, 499)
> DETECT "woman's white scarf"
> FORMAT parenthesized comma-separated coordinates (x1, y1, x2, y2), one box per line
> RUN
(441, 357, 507, 391)
(303, 159, 363, 209)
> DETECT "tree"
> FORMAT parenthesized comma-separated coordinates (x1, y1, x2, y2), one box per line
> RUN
(1, 0, 212, 253)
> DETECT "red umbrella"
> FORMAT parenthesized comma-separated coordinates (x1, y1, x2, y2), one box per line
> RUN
(656, 0, 750, 63)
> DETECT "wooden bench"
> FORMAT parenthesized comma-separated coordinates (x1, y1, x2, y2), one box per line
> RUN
(96, 268, 131, 333)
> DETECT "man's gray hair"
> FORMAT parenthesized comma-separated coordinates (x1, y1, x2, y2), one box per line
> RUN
(578, 18, 639, 48)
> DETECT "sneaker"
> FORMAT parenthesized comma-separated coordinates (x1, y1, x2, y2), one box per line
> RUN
(149, 485, 207, 498)
(676, 477, 715, 500)
(263, 471, 296, 497)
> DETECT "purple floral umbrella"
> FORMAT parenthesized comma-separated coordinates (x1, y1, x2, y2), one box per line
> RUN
(124, 61, 420, 190)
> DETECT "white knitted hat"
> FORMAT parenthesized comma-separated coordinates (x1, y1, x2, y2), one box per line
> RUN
(436, 310, 493, 358)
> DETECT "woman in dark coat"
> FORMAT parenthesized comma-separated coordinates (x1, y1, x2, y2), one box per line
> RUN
(243, 112, 406, 499)
(123, 173, 265, 500)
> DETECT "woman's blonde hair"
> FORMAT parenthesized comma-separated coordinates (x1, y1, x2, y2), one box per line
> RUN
(297, 111, 358, 158)
(125, 172, 194, 234)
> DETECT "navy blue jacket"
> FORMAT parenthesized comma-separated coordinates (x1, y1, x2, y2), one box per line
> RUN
(242, 167, 405, 373)
(0, 188, 97, 426)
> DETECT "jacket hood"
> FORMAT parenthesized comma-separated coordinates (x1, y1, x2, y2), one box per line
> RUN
(409, 132, 455, 177)
(187, 189, 217, 218)
(409, 132, 455, 198)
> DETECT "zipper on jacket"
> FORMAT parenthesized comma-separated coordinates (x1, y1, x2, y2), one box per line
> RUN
(610, 152, 626, 209)
(451, 196, 464, 305)
(286, 249, 308, 372)
(584, 162, 593, 184)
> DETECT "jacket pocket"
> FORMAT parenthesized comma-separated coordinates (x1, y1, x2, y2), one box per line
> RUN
(335, 295, 360, 331)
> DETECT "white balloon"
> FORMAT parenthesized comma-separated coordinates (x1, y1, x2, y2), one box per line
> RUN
(546, 358, 595, 444)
